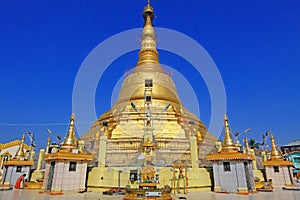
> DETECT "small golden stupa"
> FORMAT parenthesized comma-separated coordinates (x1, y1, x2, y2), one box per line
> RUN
(3, 135, 34, 166)
(206, 115, 256, 194)
(43, 113, 93, 193)
(262, 134, 293, 167)
(206, 115, 254, 161)
(262, 134, 294, 186)
(2, 135, 34, 187)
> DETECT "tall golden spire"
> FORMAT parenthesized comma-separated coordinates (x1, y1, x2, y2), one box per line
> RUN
(270, 134, 281, 159)
(15, 135, 25, 159)
(137, 0, 159, 66)
(222, 114, 237, 151)
(61, 113, 77, 150)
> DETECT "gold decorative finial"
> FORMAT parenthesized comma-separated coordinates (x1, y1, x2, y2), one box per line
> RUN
(270, 134, 281, 159)
(222, 114, 237, 151)
(61, 113, 77, 150)
(77, 139, 85, 153)
(15, 135, 26, 159)
(45, 137, 51, 154)
(224, 114, 230, 133)
(244, 137, 250, 154)
(144, 0, 154, 19)
(137, 0, 159, 66)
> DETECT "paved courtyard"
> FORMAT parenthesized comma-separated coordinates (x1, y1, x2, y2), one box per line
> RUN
(0, 187, 299, 200)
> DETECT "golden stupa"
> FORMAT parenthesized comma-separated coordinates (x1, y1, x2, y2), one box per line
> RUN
(262, 134, 293, 167)
(81, 1, 216, 169)
(206, 115, 254, 161)
(82, 1, 219, 192)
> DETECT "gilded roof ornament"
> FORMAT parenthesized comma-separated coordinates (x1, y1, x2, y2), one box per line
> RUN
(45, 137, 51, 154)
(143, 0, 154, 21)
(206, 114, 254, 161)
(143, 138, 154, 147)
(0, 140, 30, 151)
(222, 114, 237, 151)
(270, 134, 281, 159)
(244, 137, 250, 154)
(61, 113, 77, 150)
(14, 135, 26, 159)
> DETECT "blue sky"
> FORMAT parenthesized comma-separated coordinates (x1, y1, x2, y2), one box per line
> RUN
(0, 0, 299, 149)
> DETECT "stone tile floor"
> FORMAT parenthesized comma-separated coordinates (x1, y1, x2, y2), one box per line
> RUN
(0, 187, 299, 200)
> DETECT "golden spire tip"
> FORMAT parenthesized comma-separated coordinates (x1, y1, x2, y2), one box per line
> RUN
(137, 0, 159, 66)
(71, 112, 75, 120)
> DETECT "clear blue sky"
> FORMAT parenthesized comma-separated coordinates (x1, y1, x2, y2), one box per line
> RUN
(0, 0, 299, 149)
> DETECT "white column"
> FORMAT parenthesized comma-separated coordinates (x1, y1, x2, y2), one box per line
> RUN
(190, 135, 199, 168)
(98, 133, 107, 167)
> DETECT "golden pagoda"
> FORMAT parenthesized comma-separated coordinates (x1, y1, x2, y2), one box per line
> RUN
(81, 0, 215, 169)
(84, 1, 217, 192)
(0, 136, 32, 185)
(2, 135, 34, 187)
(262, 134, 294, 186)
(3, 135, 34, 166)
(206, 115, 254, 162)
(206, 115, 256, 194)
(262, 134, 293, 166)
(43, 113, 93, 193)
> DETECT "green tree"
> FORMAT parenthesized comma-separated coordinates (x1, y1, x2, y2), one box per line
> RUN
(249, 138, 260, 149)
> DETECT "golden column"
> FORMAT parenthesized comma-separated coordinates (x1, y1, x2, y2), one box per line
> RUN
(36, 149, 44, 171)
(45, 138, 50, 154)
(245, 137, 257, 170)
